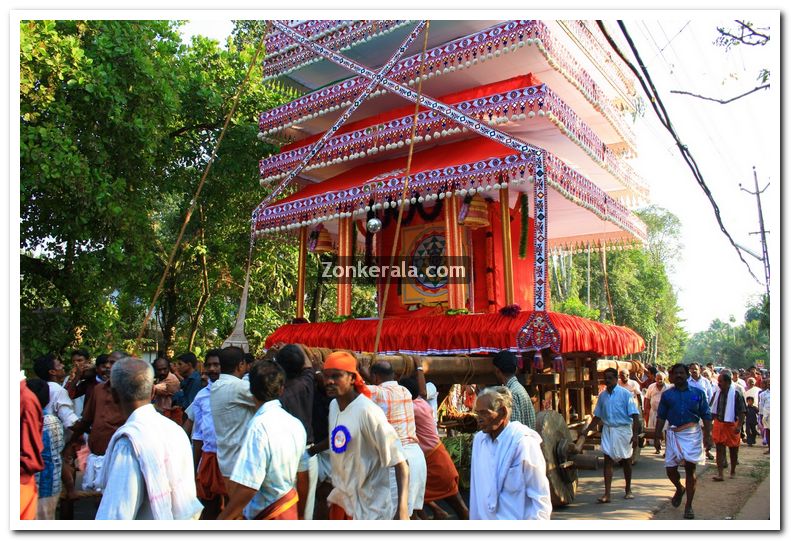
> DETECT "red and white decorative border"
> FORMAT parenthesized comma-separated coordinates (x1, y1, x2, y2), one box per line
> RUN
(258, 82, 648, 202)
(258, 20, 636, 152)
(252, 147, 647, 246)
(263, 20, 413, 81)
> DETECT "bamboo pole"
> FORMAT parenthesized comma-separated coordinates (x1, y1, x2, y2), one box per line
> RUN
(444, 194, 466, 310)
(296, 226, 307, 319)
(500, 186, 515, 305)
(336, 216, 353, 316)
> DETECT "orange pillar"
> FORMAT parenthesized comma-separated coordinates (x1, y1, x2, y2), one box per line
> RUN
(296, 226, 307, 319)
(444, 194, 466, 310)
(336, 216, 353, 317)
(500, 186, 515, 305)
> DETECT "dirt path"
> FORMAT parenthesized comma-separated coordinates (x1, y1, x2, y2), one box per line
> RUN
(652, 443, 770, 520)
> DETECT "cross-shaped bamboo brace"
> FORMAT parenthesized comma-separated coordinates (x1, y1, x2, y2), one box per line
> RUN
(253, 20, 428, 216)
(262, 19, 549, 311)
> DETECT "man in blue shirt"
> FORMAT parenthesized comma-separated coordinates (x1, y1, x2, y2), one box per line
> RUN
(217, 360, 309, 520)
(173, 352, 203, 412)
(655, 363, 713, 520)
(580, 367, 640, 503)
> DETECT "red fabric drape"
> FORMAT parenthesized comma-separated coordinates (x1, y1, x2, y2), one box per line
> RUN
(484, 200, 537, 312)
(265, 311, 645, 356)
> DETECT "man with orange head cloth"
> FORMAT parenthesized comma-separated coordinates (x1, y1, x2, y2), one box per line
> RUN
(321, 351, 410, 520)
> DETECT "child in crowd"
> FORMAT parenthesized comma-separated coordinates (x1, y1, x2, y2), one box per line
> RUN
(745, 396, 759, 447)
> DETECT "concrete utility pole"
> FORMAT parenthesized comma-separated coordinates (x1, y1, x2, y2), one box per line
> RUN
(739, 166, 770, 298)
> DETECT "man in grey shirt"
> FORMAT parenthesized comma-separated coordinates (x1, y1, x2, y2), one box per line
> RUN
(210, 346, 258, 491)
(491, 350, 536, 430)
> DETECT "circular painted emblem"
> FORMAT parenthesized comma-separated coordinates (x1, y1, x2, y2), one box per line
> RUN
(331, 425, 352, 454)
(410, 231, 448, 293)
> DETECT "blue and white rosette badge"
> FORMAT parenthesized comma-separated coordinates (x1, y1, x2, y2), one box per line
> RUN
(331, 425, 352, 454)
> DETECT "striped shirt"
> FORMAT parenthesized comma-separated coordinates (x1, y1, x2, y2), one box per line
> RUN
(505, 376, 536, 430)
(368, 381, 419, 446)
(35, 414, 64, 498)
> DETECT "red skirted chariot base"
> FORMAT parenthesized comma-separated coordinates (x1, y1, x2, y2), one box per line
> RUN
(264, 310, 644, 357)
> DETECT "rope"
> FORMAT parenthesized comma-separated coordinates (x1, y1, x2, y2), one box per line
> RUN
(372, 21, 431, 356)
(134, 23, 271, 355)
(396, 354, 415, 379)
(460, 355, 475, 387)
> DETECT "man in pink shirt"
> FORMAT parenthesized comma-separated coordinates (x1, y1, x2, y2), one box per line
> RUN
(399, 374, 468, 520)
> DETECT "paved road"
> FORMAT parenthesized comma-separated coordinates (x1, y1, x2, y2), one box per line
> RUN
(551, 449, 679, 520)
(66, 442, 770, 522)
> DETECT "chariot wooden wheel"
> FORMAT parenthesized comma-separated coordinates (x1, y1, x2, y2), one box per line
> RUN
(630, 416, 645, 465)
(535, 410, 578, 507)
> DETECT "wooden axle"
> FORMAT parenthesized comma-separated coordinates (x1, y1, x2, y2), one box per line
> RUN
(355, 353, 498, 385)
(300, 346, 643, 386)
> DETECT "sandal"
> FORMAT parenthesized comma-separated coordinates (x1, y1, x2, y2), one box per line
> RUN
(712, 476, 725, 482)
(671, 487, 685, 508)
(684, 508, 695, 519)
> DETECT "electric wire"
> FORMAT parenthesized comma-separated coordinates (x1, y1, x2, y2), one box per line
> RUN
(596, 20, 763, 287)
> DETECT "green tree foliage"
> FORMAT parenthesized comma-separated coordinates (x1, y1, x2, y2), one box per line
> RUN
(20, 19, 379, 362)
(683, 294, 769, 369)
(21, 20, 184, 356)
(20, 20, 297, 359)
(549, 206, 687, 367)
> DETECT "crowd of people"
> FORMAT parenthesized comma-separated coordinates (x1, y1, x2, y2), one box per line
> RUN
(18, 346, 770, 522)
(635, 362, 770, 459)
(19, 346, 548, 521)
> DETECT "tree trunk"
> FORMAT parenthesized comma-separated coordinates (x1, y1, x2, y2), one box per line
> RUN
(160, 273, 180, 357)
(308, 254, 330, 323)
(187, 207, 211, 351)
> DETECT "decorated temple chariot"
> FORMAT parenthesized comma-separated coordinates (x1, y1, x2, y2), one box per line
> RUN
(234, 19, 653, 505)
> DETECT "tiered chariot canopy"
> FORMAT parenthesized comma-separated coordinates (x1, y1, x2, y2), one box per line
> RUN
(251, 19, 649, 357)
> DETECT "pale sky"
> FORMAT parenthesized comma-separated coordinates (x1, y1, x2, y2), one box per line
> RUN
(181, 14, 778, 335)
(616, 16, 778, 333)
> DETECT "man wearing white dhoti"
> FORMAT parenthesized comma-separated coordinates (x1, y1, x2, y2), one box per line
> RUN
(469, 386, 551, 520)
(710, 370, 746, 482)
(581, 368, 640, 503)
(364, 361, 428, 519)
(96, 357, 202, 520)
(655, 363, 713, 520)
(644, 373, 672, 453)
